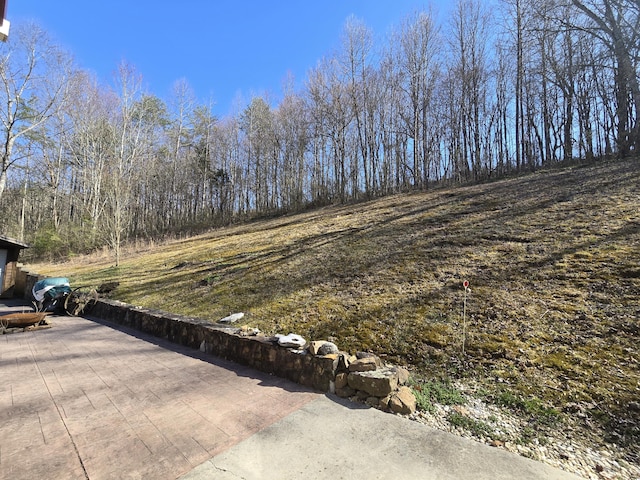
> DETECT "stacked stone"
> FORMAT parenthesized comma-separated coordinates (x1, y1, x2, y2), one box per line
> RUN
(308, 341, 417, 415)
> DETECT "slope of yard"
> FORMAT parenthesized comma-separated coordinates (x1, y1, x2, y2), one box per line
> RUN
(34, 158, 640, 474)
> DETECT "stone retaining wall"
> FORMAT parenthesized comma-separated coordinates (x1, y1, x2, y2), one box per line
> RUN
(90, 299, 416, 413)
(91, 299, 338, 392)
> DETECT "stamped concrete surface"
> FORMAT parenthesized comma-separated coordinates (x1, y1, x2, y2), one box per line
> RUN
(0, 301, 317, 480)
(1, 300, 583, 480)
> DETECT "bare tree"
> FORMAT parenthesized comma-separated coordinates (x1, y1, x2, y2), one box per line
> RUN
(306, 57, 353, 203)
(274, 86, 309, 209)
(393, 10, 441, 187)
(240, 96, 275, 212)
(190, 100, 217, 221)
(567, 0, 640, 155)
(165, 79, 195, 226)
(66, 72, 117, 235)
(448, 0, 493, 179)
(500, 0, 528, 170)
(0, 22, 73, 200)
(376, 52, 407, 191)
(128, 93, 169, 236)
(106, 61, 150, 265)
(340, 16, 375, 197)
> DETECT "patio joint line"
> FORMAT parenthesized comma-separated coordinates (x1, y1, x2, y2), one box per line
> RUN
(28, 342, 90, 480)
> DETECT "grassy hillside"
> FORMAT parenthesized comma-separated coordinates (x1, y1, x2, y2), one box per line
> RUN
(34, 158, 640, 456)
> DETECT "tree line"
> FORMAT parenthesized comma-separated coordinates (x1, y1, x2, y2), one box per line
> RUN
(0, 0, 637, 262)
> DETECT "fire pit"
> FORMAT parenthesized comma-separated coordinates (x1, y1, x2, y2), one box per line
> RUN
(0, 311, 52, 333)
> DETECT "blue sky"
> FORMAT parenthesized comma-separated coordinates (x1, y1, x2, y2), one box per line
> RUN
(8, 1, 451, 116)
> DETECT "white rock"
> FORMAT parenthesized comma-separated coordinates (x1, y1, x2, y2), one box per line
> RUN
(219, 312, 244, 323)
(277, 333, 306, 348)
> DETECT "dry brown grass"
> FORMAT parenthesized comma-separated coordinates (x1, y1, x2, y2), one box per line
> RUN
(33, 158, 640, 454)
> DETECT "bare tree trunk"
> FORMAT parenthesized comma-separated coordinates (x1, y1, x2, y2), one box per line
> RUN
(571, 0, 640, 155)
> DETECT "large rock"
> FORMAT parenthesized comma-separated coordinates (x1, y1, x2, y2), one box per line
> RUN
(356, 352, 383, 366)
(348, 357, 378, 372)
(388, 386, 417, 415)
(390, 366, 410, 385)
(318, 342, 339, 355)
(309, 340, 339, 356)
(348, 368, 399, 397)
(334, 372, 349, 389)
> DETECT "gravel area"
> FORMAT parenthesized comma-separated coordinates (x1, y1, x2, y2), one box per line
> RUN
(404, 384, 640, 480)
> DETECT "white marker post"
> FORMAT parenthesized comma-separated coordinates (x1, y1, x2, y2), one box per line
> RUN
(462, 280, 470, 355)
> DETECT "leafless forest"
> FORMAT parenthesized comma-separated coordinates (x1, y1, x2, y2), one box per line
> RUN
(0, 0, 638, 261)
